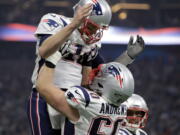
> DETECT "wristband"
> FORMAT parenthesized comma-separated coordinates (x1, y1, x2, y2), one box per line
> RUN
(46, 51, 62, 66)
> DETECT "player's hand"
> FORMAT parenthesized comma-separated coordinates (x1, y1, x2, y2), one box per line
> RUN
(127, 35, 145, 59)
(71, 3, 93, 28)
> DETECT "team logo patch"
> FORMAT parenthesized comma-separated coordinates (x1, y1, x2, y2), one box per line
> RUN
(42, 19, 59, 30)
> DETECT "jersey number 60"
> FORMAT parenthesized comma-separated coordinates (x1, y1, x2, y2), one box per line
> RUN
(88, 116, 124, 135)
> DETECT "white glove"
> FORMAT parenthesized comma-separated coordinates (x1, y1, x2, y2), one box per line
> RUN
(127, 35, 145, 59)
(46, 51, 62, 66)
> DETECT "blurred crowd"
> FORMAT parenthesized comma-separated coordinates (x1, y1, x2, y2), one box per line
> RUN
(1, 0, 180, 27)
(0, 60, 32, 135)
(0, 45, 179, 135)
(129, 55, 180, 135)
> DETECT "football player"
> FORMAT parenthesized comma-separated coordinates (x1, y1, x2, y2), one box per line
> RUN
(36, 50, 135, 135)
(27, 2, 108, 135)
(118, 94, 149, 135)
(26, 0, 144, 134)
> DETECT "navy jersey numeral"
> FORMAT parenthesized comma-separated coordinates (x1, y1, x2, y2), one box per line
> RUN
(88, 116, 123, 135)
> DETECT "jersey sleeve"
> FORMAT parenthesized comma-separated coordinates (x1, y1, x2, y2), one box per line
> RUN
(65, 86, 91, 110)
(35, 13, 65, 36)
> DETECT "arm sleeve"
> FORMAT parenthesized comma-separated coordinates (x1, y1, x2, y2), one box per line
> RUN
(38, 34, 52, 46)
(114, 51, 134, 66)
(65, 86, 91, 110)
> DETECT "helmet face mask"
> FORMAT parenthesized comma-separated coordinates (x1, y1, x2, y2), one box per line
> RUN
(88, 64, 104, 94)
(89, 64, 103, 84)
(73, 0, 112, 44)
(79, 19, 104, 44)
(122, 94, 149, 131)
(126, 107, 148, 128)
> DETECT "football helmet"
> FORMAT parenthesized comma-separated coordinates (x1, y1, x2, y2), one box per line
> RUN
(89, 62, 134, 106)
(73, 0, 112, 44)
(122, 94, 148, 131)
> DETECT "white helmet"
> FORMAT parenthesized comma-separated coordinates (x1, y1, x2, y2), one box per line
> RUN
(89, 62, 134, 106)
(122, 94, 149, 131)
(73, 0, 112, 44)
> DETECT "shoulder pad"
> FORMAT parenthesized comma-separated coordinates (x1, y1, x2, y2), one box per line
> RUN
(35, 13, 66, 35)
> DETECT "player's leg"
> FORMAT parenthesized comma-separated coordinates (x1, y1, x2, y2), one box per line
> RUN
(26, 88, 59, 135)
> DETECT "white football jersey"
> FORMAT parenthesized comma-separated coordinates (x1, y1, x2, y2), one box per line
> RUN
(32, 13, 101, 129)
(31, 13, 101, 88)
(118, 128, 148, 135)
(60, 86, 127, 135)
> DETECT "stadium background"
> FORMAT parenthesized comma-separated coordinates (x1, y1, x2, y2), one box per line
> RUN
(0, 0, 180, 135)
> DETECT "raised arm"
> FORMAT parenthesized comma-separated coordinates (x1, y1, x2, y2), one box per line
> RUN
(39, 4, 93, 58)
(115, 35, 145, 66)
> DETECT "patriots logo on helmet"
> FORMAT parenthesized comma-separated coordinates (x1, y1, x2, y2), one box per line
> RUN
(107, 65, 123, 88)
(42, 19, 59, 30)
(91, 0, 103, 15)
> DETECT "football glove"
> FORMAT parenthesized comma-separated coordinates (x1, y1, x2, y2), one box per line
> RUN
(127, 35, 145, 59)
